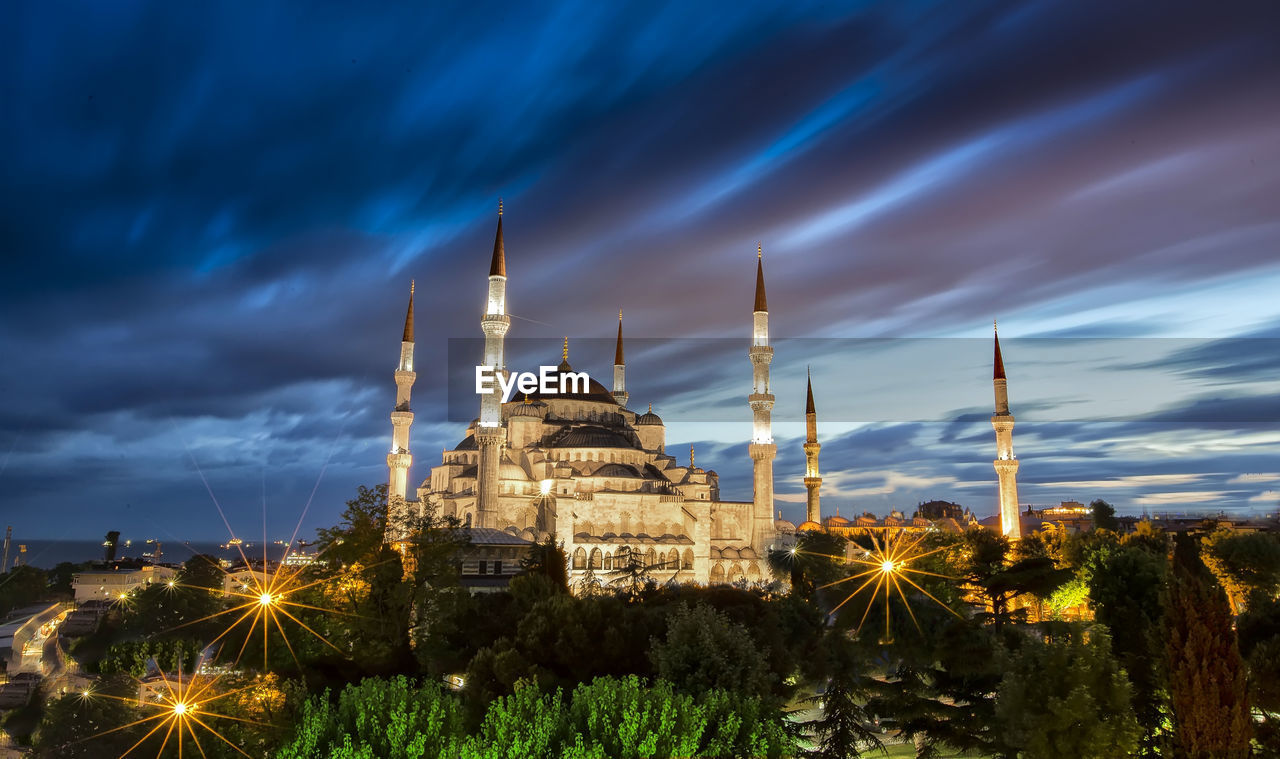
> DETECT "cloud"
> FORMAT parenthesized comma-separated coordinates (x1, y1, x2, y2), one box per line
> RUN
(3, 1, 1279, 540)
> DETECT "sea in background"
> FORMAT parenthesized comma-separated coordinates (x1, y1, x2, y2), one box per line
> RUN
(3, 538, 303, 569)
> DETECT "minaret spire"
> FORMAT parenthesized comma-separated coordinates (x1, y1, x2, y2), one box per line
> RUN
(993, 319, 1006, 381)
(612, 308, 629, 407)
(753, 243, 768, 313)
(804, 367, 822, 524)
(477, 202, 511, 529)
(991, 321, 1021, 539)
(748, 244, 777, 558)
(402, 280, 415, 342)
(385, 280, 419, 546)
(490, 199, 506, 277)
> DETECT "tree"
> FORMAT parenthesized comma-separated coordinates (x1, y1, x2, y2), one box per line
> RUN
(561, 676, 790, 759)
(995, 625, 1139, 759)
(953, 527, 1072, 632)
(0, 565, 49, 616)
(1085, 542, 1169, 755)
(276, 676, 465, 759)
(1091, 499, 1119, 531)
(33, 674, 144, 759)
(315, 484, 391, 568)
(805, 632, 884, 758)
(768, 531, 848, 600)
(1201, 529, 1280, 613)
(648, 603, 773, 698)
(519, 537, 569, 592)
(1162, 535, 1252, 758)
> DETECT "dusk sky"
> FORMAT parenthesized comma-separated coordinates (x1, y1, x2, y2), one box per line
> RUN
(3, 1, 1279, 547)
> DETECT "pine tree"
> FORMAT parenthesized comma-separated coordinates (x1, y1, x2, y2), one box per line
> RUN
(1162, 534, 1252, 758)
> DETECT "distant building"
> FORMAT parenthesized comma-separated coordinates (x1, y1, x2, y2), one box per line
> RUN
(222, 567, 272, 597)
(71, 566, 175, 603)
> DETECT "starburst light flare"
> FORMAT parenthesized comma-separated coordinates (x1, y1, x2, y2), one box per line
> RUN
(817, 529, 961, 643)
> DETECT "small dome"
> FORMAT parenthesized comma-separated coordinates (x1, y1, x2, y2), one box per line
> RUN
(827, 515, 851, 527)
(636, 407, 663, 425)
(739, 547, 758, 560)
(797, 520, 823, 532)
(721, 547, 740, 560)
(511, 399, 547, 418)
(774, 518, 796, 531)
(710, 547, 723, 559)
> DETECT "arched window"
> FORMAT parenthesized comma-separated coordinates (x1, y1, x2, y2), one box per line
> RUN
(682, 549, 694, 569)
(572, 547, 587, 570)
(710, 563, 726, 584)
(666, 549, 679, 570)
(746, 562, 762, 583)
(645, 547, 657, 567)
(728, 563, 745, 584)
(604, 553, 613, 571)
(616, 546, 631, 567)
(589, 548, 602, 570)
(465, 512, 473, 527)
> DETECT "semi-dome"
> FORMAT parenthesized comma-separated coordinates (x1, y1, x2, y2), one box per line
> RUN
(593, 463, 640, 478)
(500, 462, 530, 480)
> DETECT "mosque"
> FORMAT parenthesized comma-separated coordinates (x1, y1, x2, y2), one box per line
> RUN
(382, 205, 1023, 587)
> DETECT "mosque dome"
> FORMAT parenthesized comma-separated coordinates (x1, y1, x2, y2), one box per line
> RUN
(510, 398, 547, 417)
(774, 518, 797, 531)
(797, 520, 823, 532)
(637, 410, 663, 425)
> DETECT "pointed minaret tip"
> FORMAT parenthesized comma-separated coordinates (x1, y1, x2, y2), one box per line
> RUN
(489, 201, 506, 277)
(402, 280, 415, 343)
(562, 336, 569, 362)
(993, 320, 1007, 380)
(753, 244, 768, 312)
(805, 367, 816, 415)
(690, 444, 695, 469)
(615, 308, 625, 365)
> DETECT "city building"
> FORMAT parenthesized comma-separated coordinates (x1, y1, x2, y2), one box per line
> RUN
(71, 565, 176, 604)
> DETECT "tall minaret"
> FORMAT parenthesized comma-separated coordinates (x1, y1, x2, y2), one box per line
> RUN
(612, 309, 628, 407)
(992, 321, 1021, 540)
(476, 202, 509, 529)
(803, 367, 821, 524)
(386, 281, 416, 542)
(748, 244, 777, 553)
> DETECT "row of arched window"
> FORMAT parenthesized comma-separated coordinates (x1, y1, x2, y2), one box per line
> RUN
(571, 546, 693, 571)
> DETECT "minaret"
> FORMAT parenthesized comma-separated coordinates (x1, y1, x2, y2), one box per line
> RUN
(803, 367, 821, 525)
(748, 244, 777, 553)
(992, 321, 1021, 540)
(612, 309, 628, 407)
(476, 201, 509, 529)
(386, 281, 416, 542)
